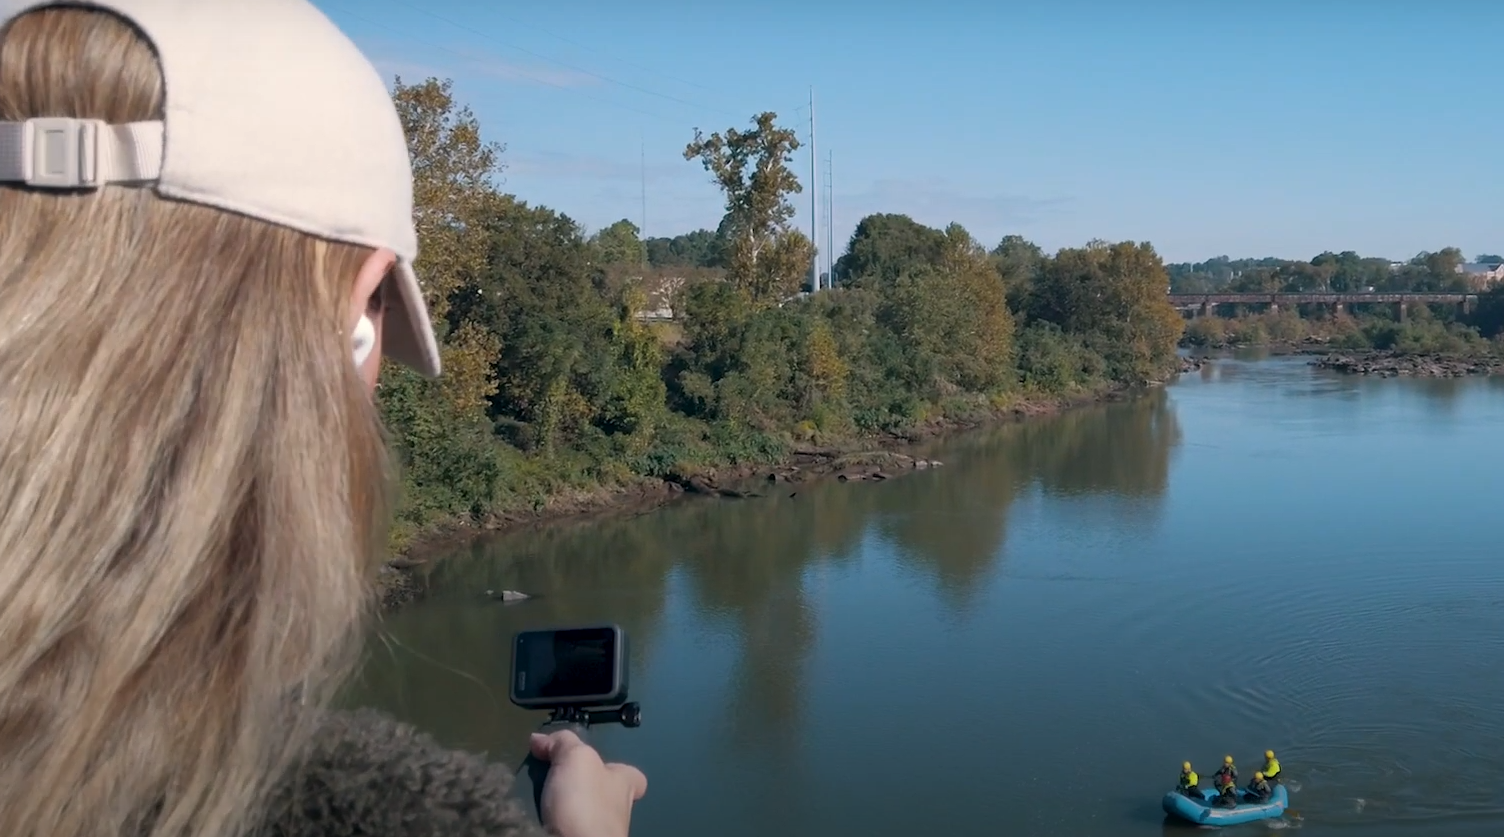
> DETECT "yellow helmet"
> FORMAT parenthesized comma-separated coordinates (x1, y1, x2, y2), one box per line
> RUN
(1265, 750, 1275, 759)
(1254, 771, 1264, 780)
(1183, 761, 1192, 771)
(1224, 755, 1234, 764)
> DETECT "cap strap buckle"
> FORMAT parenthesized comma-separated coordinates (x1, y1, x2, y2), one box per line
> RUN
(0, 117, 164, 189)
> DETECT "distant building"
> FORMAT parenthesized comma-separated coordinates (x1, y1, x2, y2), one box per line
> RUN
(1458, 262, 1504, 289)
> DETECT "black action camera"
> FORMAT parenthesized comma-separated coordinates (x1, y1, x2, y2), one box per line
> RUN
(509, 624, 641, 728)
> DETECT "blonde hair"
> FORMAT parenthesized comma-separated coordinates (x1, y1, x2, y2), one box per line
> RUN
(0, 8, 390, 837)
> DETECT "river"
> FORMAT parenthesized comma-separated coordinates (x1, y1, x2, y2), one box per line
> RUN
(350, 354, 1504, 836)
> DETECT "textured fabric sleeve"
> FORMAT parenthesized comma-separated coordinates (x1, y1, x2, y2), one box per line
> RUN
(259, 707, 546, 837)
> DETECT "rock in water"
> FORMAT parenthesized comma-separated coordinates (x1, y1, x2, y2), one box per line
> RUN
(485, 589, 532, 602)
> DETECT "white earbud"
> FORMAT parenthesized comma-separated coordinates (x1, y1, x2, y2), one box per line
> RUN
(351, 314, 375, 369)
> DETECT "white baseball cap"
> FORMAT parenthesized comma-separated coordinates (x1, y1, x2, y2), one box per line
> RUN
(0, 0, 442, 377)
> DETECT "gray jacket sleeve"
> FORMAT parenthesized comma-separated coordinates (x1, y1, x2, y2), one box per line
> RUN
(260, 707, 545, 837)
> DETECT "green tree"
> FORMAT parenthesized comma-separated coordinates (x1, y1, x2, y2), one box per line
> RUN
(685, 113, 813, 303)
(452, 199, 614, 449)
(1475, 254, 1503, 265)
(599, 285, 668, 455)
(381, 76, 509, 546)
(992, 234, 1044, 310)
(1383, 248, 1470, 292)
(834, 213, 947, 287)
(1031, 240, 1183, 382)
(799, 317, 848, 409)
(645, 229, 724, 268)
(390, 76, 504, 325)
(1423, 247, 1466, 289)
(374, 77, 1230, 559)
(876, 224, 1015, 395)
(671, 282, 790, 424)
(591, 219, 648, 267)
(1469, 285, 1504, 338)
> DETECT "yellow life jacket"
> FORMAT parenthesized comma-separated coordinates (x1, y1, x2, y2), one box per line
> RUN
(1181, 770, 1199, 787)
(1264, 758, 1281, 778)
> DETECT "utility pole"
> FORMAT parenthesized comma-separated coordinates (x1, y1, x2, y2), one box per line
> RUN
(639, 138, 647, 239)
(826, 149, 834, 288)
(809, 86, 819, 292)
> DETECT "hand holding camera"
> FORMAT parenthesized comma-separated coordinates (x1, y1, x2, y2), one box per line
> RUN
(509, 625, 646, 836)
(527, 727, 646, 837)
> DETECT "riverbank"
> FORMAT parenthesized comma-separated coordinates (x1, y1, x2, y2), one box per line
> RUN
(1310, 350, 1503, 377)
(375, 372, 1191, 609)
(351, 343, 1504, 837)
(1182, 334, 1335, 353)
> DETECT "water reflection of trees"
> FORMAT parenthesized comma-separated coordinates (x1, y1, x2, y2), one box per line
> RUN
(349, 389, 1180, 760)
(344, 520, 682, 757)
(1017, 388, 1180, 498)
(1414, 376, 1465, 418)
(885, 388, 1180, 608)
(874, 436, 1023, 613)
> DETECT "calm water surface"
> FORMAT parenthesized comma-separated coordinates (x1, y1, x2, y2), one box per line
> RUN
(351, 355, 1504, 836)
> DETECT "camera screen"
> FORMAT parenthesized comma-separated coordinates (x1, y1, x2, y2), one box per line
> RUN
(513, 627, 617, 702)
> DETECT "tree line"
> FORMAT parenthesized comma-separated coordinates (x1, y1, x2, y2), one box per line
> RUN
(1167, 249, 1503, 295)
(377, 78, 1186, 550)
(1166, 249, 1504, 353)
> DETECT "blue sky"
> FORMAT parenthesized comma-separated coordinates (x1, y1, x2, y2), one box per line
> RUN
(320, 0, 1501, 264)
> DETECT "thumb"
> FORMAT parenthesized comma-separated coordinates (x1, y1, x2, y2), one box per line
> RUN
(529, 729, 586, 762)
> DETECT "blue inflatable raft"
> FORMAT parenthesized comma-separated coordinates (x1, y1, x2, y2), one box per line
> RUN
(1161, 784, 1289, 827)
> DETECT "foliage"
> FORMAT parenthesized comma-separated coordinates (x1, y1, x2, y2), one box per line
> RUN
(1014, 322, 1106, 392)
(390, 77, 505, 324)
(992, 234, 1044, 311)
(1181, 310, 1336, 347)
(684, 112, 812, 303)
(875, 225, 1017, 396)
(645, 229, 723, 269)
(1028, 240, 1185, 383)
(1470, 285, 1504, 339)
(1166, 246, 1494, 295)
(834, 213, 947, 288)
(1184, 305, 1498, 358)
(378, 86, 1200, 551)
(1337, 311, 1489, 356)
(590, 219, 647, 267)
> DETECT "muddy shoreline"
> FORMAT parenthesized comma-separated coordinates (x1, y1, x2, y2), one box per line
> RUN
(375, 365, 1216, 610)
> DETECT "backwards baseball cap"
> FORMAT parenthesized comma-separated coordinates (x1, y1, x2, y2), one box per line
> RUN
(0, 0, 441, 376)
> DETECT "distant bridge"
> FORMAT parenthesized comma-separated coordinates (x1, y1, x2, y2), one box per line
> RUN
(1168, 292, 1478, 321)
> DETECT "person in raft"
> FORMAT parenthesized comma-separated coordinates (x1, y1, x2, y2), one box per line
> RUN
(1214, 754, 1237, 787)
(1212, 771, 1239, 808)
(1263, 749, 1283, 784)
(1246, 771, 1272, 802)
(1177, 762, 1200, 798)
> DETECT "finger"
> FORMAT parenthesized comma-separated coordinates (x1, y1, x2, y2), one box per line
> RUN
(607, 762, 648, 801)
(528, 729, 587, 762)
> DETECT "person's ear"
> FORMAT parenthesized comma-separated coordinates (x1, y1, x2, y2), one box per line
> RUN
(348, 248, 395, 334)
(349, 248, 396, 390)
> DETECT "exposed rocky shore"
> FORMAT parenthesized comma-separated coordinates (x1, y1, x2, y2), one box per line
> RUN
(1310, 351, 1502, 377)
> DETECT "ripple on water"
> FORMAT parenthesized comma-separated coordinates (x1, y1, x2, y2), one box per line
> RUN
(1101, 542, 1504, 827)
(1258, 585, 1504, 824)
